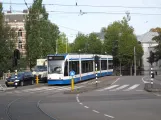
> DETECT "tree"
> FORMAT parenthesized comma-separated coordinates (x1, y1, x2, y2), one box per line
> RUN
(150, 27, 161, 33)
(0, 3, 16, 72)
(25, 0, 59, 69)
(151, 28, 161, 61)
(71, 33, 88, 53)
(103, 17, 143, 75)
(57, 33, 68, 53)
(87, 33, 102, 54)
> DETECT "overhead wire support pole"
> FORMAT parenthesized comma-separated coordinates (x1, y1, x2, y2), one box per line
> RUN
(134, 46, 136, 76)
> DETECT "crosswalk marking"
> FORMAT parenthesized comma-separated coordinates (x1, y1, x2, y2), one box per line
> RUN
(2, 85, 84, 95)
(110, 85, 129, 91)
(123, 84, 140, 91)
(97, 84, 141, 92)
(97, 85, 119, 91)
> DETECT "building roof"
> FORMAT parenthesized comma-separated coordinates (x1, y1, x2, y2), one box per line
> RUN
(4, 13, 28, 22)
(137, 32, 158, 43)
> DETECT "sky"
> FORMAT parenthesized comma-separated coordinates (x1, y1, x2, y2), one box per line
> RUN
(2, 0, 161, 43)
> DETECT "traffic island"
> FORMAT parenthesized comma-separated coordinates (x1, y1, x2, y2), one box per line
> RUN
(64, 76, 119, 94)
(144, 83, 161, 92)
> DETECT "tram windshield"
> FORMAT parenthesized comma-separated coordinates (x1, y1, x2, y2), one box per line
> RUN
(48, 60, 63, 74)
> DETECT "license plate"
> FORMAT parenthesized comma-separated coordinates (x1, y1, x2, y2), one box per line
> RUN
(8, 82, 14, 84)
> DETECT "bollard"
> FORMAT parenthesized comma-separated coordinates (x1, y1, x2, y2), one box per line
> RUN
(71, 77, 74, 91)
(95, 63, 98, 86)
(150, 68, 154, 88)
(36, 75, 39, 84)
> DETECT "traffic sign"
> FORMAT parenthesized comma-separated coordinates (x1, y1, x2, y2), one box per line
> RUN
(70, 70, 75, 76)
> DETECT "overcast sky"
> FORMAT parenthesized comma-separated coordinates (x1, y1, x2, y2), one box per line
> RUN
(2, 0, 161, 42)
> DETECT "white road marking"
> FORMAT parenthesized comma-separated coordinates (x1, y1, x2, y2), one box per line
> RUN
(79, 103, 83, 105)
(76, 96, 80, 102)
(110, 84, 129, 91)
(111, 78, 120, 85)
(98, 85, 119, 91)
(142, 76, 150, 83)
(104, 114, 115, 118)
(92, 110, 99, 113)
(123, 84, 140, 91)
(84, 106, 89, 108)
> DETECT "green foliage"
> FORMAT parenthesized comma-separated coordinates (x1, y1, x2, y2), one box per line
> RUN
(88, 33, 102, 54)
(57, 33, 68, 53)
(152, 32, 161, 61)
(0, 3, 16, 72)
(103, 17, 143, 67)
(71, 33, 102, 54)
(25, 0, 59, 68)
(71, 33, 88, 53)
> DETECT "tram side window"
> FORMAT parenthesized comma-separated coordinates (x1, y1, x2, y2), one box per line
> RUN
(69, 61, 79, 75)
(108, 60, 113, 69)
(82, 60, 93, 73)
(64, 61, 68, 76)
(101, 60, 107, 70)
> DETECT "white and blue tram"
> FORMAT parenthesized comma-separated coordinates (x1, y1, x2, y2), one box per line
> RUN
(47, 54, 113, 85)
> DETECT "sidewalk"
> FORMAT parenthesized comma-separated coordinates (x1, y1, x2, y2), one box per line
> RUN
(144, 75, 161, 92)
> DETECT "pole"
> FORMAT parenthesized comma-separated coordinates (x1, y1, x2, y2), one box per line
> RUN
(66, 39, 68, 53)
(71, 77, 74, 91)
(56, 39, 58, 54)
(95, 63, 98, 85)
(134, 46, 136, 76)
(36, 75, 39, 84)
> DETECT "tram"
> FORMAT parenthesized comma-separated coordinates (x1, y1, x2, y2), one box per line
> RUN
(47, 54, 113, 85)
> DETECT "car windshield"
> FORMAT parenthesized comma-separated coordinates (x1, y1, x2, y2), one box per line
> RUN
(10, 73, 23, 78)
(34, 66, 47, 72)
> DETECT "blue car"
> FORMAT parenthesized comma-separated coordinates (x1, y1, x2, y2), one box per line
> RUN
(5, 72, 34, 87)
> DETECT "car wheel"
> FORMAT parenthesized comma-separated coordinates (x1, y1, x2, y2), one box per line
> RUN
(31, 80, 34, 85)
(6, 84, 9, 87)
(20, 81, 24, 86)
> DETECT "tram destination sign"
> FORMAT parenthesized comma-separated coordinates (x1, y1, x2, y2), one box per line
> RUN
(48, 56, 64, 60)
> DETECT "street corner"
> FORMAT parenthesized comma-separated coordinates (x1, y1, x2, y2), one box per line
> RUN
(144, 83, 161, 92)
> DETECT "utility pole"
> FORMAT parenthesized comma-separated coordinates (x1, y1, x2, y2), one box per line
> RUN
(56, 39, 58, 54)
(134, 46, 136, 76)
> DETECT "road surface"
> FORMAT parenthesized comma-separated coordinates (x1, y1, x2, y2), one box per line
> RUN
(0, 76, 160, 120)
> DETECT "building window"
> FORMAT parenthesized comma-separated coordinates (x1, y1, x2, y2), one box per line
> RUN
(18, 29, 22, 37)
(18, 41, 22, 49)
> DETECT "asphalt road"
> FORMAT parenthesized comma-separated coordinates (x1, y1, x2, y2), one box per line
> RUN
(0, 76, 161, 120)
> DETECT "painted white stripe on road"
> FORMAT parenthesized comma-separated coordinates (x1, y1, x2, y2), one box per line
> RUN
(84, 106, 89, 108)
(110, 85, 129, 91)
(142, 76, 150, 83)
(123, 84, 140, 91)
(111, 78, 120, 85)
(104, 114, 115, 118)
(79, 103, 83, 105)
(92, 110, 99, 113)
(97, 85, 119, 91)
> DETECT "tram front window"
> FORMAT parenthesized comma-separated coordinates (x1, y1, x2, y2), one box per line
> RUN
(48, 61, 63, 74)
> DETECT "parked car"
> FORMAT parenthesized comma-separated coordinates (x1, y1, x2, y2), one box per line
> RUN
(5, 72, 34, 87)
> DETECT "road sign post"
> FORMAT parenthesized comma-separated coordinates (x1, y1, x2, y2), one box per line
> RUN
(70, 70, 75, 91)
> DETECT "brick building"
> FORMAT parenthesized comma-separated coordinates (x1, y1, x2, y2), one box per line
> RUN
(4, 10, 28, 57)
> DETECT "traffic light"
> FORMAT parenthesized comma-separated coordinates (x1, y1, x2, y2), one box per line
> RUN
(147, 51, 155, 65)
(94, 55, 100, 64)
(14, 49, 20, 59)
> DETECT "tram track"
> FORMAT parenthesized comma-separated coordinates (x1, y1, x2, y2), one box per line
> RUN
(4, 90, 62, 120)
